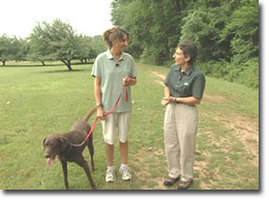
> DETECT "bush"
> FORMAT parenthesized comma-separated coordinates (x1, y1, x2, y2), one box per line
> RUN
(238, 58, 259, 88)
(199, 57, 259, 89)
(199, 60, 229, 78)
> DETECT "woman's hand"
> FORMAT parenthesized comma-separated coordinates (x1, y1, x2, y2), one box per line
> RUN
(161, 99, 170, 105)
(161, 96, 177, 105)
(97, 106, 105, 120)
(123, 76, 136, 86)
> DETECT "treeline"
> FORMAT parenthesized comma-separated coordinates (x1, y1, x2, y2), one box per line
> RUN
(0, 19, 106, 70)
(111, 0, 259, 88)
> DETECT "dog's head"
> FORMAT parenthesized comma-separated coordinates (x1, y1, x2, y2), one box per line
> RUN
(43, 134, 68, 166)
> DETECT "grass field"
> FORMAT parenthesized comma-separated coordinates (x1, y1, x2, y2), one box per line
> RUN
(0, 62, 259, 190)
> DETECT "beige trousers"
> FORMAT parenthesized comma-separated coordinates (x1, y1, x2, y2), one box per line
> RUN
(164, 103, 198, 181)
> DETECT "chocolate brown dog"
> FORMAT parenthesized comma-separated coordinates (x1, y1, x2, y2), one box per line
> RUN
(43, 107, 97, 190)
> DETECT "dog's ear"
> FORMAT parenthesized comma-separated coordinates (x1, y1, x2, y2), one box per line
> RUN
(58, 136, 68, 152)
(43, 138, 47, 148)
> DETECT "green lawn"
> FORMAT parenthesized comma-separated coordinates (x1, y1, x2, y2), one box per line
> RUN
(0, 63, 259, 190)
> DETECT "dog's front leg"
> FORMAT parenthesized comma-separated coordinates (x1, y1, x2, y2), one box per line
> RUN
(75, 157, 97, 190)
(83, 163, 97, 190)
(61, 160, 69, 190)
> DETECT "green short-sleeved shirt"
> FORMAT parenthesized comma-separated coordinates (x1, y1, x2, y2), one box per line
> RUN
(91, 49, 138, 113)
(164, 64, 206, 99)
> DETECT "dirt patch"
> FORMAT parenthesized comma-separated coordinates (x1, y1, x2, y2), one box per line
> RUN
(151, 71, 166, 80)
(203, 93, 258, 165)
(154, 80, 165, 86)
(203, 93, 227, 104)
(215, 112, 259, 165)
(132, 147, 170, 190)
(151, 71, 166, 86)
(194, 151, 213, 189)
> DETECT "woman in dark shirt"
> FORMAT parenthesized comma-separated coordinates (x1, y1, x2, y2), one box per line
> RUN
(162, 41, 206, 190)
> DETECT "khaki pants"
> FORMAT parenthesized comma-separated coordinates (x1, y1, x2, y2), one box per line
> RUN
(164, 103, 198, 180)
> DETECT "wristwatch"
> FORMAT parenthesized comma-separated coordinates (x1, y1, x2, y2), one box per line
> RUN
(96, 103, 103, 108)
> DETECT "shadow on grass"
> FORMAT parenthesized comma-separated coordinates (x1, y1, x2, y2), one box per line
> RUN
(1, 63, 65, 68)
(1, 61, 93, 68)
(40, 69, 88, 73)
(1, 63, 90, 73)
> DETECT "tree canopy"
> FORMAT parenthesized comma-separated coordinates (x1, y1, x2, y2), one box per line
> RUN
(1, 19, 106, 70)
(28, 19, 105, 70)
(0, 35, 28, 66)
(111, 0, 259, 88)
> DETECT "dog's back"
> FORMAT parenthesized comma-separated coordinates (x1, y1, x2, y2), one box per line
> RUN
(71, 120, 91, 136)
(70, 107, 96, 138)
(68, 107, 96, 141)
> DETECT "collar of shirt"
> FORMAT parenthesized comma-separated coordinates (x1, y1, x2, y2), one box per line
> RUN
(173, 64, 195, 76)
(105, 49, 125, 62)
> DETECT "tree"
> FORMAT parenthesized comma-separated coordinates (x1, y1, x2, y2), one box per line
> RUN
(10, 37, 29, 62)
(111, 0, 183, 64)
(110, 0, 259, 88)
(220, 1, 259, 64)
(0, 35, 12, 66)
(0, 35, 28, 66)
(91, 35, 107, 57)
(29, 19, 79, 70)
(75, 35, 93, 64)
(179, 5, 231, 62)
(75, 35, 106, 64)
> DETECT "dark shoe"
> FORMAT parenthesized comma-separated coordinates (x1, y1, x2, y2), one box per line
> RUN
(177, 179, 193, 190)
(163, 176, 180, 186)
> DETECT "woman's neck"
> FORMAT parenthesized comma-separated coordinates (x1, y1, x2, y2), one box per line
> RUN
(110, 48, 122, 61)
(181, 63, 191, 72)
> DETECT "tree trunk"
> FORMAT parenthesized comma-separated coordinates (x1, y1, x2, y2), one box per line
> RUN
(60, 59, 73, 71)
(41, 61, 46, 66)
(172, 0, 183, 14)
(1, 60, 6, 66)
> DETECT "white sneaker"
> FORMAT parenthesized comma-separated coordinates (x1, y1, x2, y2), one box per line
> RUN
(106, 166, 116, 182)
(119, 164, 132, 181)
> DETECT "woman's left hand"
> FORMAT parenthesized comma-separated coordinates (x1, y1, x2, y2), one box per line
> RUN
(163, 96, 176, 103)
(161, 99, 169, 105)
(123, 76, 133, 86)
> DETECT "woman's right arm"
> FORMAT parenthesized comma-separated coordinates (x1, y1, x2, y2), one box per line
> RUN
(161, 86, 171, 106)
(94, 77, 105, 119)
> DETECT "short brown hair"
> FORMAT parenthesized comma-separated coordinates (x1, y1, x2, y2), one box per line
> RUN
(103, 26, 130, 49)
(178, 41, 197, 65)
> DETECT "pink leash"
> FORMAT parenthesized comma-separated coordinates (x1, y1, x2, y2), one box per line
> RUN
(71, 86, 128, 147)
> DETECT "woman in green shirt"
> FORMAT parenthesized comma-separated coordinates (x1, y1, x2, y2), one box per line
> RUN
(91, 26, 138, 183)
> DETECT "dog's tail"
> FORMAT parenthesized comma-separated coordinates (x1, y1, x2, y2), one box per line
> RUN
(83, 106, 97, 121)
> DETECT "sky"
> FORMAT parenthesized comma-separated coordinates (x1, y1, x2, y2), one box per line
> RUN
(0, 0, 113, 38)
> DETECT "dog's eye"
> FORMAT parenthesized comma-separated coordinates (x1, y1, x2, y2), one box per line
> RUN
(43, 141, 50, 147)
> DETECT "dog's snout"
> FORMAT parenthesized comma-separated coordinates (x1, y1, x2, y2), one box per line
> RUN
(45, 151, 51, 158)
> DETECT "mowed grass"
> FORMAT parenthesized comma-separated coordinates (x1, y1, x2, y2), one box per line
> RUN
(0, 63, 259, 190)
